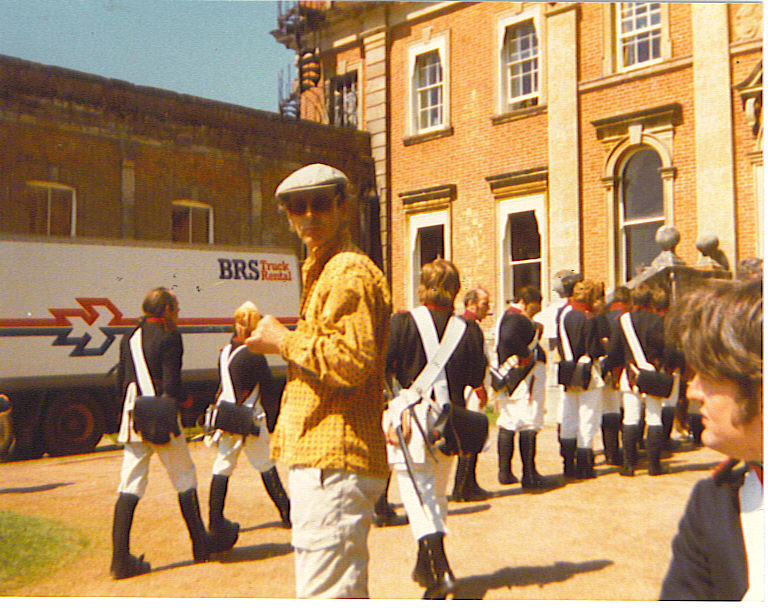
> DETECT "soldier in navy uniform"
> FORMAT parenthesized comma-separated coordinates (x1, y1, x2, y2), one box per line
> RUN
(556, 279, 605, 479)
(604, 283, 669, 477)
(205, 301, 290, 554)
(494, 286, 552, 489)
(111, 287, 211, 579)
(384, 259, 487, 599)
(660, 279, 762, 600)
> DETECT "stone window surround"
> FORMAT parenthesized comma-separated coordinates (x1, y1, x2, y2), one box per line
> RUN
(486, 167, 548, 311)
(494, 5, 545, 117)
(399, 183, 455, 308)
(592, 103, 681, 285)
(404, 28, 451, 140)
(602, 2, 671, 76)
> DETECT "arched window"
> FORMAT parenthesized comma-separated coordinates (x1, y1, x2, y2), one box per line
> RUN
(619, 147, 664, 280)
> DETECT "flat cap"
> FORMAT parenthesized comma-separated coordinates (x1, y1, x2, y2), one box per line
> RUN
(275, 164, 348, 198)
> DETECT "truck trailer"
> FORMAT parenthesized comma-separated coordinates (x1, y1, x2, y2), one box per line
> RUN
(0, 236, 300, 460)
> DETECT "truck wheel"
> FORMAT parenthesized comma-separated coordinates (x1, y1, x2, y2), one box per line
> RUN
(42, 393, 105, 457)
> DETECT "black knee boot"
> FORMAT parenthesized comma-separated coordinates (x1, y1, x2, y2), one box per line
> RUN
(110, 492, 151, 579)
(575, 448, 596, 479)
(374, 475, 398, 527)
(208, 474, 240, 553)
(421, 532, 457, 599)
(520, 430, 552, 489)
(561, 438, 577, 478)
(661, 406, 676, 452)
(620, 424, 640, 477)
(601, 413, 622, 466)
(178, 488, 212, 563)
(497, 428, 518, 485)
(646, 425, 668, 476)
(261, 466, 291, 529)
(450, 455, 469, 501)
(463, 452, 489, 501)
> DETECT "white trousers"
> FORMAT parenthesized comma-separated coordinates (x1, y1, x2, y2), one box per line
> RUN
(289, 466, 385, 599)
(211, 425, 273, 477)
(394, 450, 453, 542)
(497, 361, 546, 432)
(620, 371, 663, 426)
(117, 432, 197, 497)
(560, 386, 602, 449)
(601, 384, 622, 415)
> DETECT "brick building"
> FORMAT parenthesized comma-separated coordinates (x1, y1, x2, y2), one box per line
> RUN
(273, 1, 763, 320)
(0, 53, 379, 261)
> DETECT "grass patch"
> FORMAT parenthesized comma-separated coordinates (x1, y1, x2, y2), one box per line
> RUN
(0, 511, 88, 594)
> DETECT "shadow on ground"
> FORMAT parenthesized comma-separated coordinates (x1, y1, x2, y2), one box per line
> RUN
(0, 482, 73, 494)
(153, 541, 293, 572)
(453, 559, 614, 599)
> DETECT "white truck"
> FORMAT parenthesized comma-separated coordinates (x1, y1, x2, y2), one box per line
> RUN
(0, 236, 301, 459)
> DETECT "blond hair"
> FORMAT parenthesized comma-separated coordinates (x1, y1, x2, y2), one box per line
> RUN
(234, 301, 261, 334)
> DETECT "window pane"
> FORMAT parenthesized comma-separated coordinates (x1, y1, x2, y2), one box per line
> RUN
(504, 20, 539, 103)
(418, 224, 444, 268)
(625, 219, 664, 280)
(172, 207, 190, 242)
(620, 2, 662, 67)
(508, 210, 540, 261)
(331, 72, 357, 127)
(414, 50, 443, 131)
(622, 148, 663, 220)
(513, 262, 541, 300)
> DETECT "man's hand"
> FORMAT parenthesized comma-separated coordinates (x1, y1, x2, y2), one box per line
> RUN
(245, 315, 290, 354)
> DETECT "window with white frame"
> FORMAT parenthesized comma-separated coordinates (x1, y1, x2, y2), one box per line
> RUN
(25, 180, 77, 237)
(503, 20, 539, 109)
(407, 32, 449, 136)
(619, 147, 665, 280)
(330, 71, 358, 128)
(172, 200, 213, 244)
(498, 196, 544, 306)
(618, 2, 662, 70)
(408, 209, 450, 307)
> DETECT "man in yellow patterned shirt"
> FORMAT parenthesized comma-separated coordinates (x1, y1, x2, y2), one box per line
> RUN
(246, 163, 392, 598)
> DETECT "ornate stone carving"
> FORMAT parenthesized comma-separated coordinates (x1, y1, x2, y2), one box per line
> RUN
(732, 4, 762, 42)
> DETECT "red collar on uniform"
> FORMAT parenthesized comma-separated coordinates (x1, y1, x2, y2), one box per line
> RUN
(750, 463, 763, 485)
(507, 304, 522, 315)
(633, 306, 654, 313)
(609, 302, 629, 313)
(568, 300, 592, 314)
(425, 302, 454, 314)
(462, 309, 479, 322)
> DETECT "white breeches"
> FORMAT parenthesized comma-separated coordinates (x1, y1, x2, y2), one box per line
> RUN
(559, 387, 602, 449)
(212, 425, 274, 477)
(496, 362, 546, 432)
(394, 450, 453, 542)
(117, 432, 197, 497)
(601, 384, 622, 415)
(620, 371, 663, 426)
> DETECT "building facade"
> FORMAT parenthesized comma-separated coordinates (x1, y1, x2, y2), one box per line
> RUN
(274, 1, 763, 319)
(0, 53, 379, 260)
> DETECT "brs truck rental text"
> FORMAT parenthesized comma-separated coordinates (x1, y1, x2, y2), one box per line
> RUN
(0, 237, 300, 460)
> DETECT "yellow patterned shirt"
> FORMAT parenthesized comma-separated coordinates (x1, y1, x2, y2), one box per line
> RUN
(270, 229, 392, 478)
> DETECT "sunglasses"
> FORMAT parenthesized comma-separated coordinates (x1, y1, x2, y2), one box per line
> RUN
(283, 193, 336, 216)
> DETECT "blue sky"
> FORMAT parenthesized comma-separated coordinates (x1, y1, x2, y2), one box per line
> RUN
(0, 0, 297, 112)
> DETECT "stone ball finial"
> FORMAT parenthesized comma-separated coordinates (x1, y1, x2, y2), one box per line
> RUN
(696, 233, 720, 256)
(655, 225, 680, 252)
